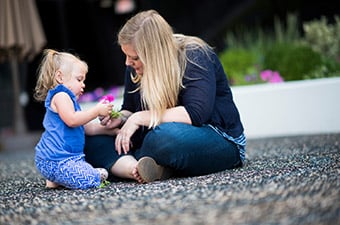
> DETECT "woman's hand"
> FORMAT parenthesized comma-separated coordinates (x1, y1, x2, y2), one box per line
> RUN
(99, 115, 122, 129)
(100, 110, 132, 129)
(115, 113, 140, 155)
(114, 107, 190, 155)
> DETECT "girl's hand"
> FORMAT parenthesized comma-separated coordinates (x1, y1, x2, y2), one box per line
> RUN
(97, 102, 113, 117)
(98, 94, 121, 119)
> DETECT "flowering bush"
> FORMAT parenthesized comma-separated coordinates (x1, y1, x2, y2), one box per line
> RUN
(260, 70, 283, 83)
(219, 48, 263, 85)
(219, 47, 285, 85)
(219, 13, 340, 86)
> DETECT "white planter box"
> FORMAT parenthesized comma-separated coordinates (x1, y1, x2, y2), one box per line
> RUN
(80, 77, 340, 139)
(232, 77, 340, 139)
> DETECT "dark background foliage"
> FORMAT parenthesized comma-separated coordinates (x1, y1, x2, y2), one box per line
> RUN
(1, 0, 338, 131)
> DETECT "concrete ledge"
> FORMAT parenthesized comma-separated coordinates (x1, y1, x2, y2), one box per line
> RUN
(232, 77, 340, 139)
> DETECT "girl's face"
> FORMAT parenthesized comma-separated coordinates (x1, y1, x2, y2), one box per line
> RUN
(60, 66, 86, 99)
(121, 44, 144, 75)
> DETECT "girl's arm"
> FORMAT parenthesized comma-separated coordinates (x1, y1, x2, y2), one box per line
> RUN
(52, 92, 112, 127)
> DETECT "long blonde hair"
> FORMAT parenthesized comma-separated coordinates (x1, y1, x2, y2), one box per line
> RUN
(34, 49, 88, 102)
(118, 10, 211, 128)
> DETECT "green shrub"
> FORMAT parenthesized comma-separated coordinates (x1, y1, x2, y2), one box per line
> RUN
(263, 43, 323, 81)
(219, 48, 262, 85)
(301, 16, 340, 79)
(302, 16, 340, 61)
(304, 57, 340, 79)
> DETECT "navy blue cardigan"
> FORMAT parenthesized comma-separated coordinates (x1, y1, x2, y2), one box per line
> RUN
(121, 47, 244, 139)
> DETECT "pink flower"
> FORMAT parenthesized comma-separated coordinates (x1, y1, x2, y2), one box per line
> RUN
(270, 71, 284, 83)
(99, 94, 115, 103)
(260, 70, 272, 81)
(260, 70, 284, 83)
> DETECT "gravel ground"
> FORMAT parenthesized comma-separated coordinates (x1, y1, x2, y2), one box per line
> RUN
(1, 133, 339, 225)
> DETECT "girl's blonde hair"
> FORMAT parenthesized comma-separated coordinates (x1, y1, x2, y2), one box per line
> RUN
(118, 10, 211, 128)
(34, 49, 88, 102)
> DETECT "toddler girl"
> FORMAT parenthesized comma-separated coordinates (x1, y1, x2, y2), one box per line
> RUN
(34, 49, 113, 189)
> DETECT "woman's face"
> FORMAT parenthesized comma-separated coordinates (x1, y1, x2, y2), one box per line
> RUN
(121, 44, 144, 75)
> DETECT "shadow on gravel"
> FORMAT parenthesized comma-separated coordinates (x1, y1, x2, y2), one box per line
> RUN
(1, 133, 339, 225)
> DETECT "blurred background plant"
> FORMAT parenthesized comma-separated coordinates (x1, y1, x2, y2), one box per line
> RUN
(219, 13, 340, 86)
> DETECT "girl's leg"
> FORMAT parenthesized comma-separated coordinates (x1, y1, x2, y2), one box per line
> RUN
(35, 156, 60, 188)
(36, 155, 102, 189)
(54, 156, 102, 189)
(136, 122, 241, 177)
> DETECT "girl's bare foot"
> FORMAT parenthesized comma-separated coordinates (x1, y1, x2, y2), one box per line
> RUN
(46, 180, 59, 188)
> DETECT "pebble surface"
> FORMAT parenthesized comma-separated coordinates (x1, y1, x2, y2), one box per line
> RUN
(1, 133, 339, 225)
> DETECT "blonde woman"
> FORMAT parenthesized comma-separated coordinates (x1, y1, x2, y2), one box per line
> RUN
(85, 10, 246, 183)
(34, 49, 114, 189)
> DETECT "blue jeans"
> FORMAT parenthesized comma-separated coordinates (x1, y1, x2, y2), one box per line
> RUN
(85, 122, 241, 178)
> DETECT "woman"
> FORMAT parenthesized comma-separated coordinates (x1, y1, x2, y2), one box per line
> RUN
(84, 10, 246, 183)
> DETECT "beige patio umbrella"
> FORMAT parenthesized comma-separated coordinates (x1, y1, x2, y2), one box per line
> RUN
(0, 0, 46, 134)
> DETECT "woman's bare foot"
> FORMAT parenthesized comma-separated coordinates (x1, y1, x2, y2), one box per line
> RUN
(132, 166, 146, 183)
(135, 157, 174, 183)
(110, 155, 141, 182)
(110, 155, 173, 183)
(45, 180, 59, 188)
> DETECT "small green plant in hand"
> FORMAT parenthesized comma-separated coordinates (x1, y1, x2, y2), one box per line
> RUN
(110, 110, 122, 119)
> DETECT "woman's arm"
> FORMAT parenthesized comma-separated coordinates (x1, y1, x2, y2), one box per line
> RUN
(180, 48, 216, 126)
(84, 122, 119, 136)
(129, 106, 191, 127)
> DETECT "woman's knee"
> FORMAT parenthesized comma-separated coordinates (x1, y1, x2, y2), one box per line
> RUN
(84, 135, 117, 169)
(85, 135, 114, 151)
(141, 123, 180, 153)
